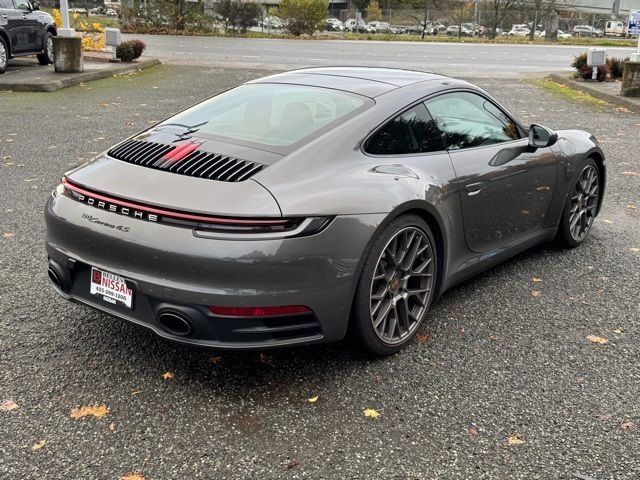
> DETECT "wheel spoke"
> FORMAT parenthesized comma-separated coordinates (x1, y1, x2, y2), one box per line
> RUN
(412, 257, 432, 274)
(387, 310, 398, 339)
(400, 235, 421, 271)
(371, 283, 389, 302)
(396, 298, 410, 335)
(373, 299, 392, 329)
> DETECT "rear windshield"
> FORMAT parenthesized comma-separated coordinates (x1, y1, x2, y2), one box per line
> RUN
(159, 83, 369, 149)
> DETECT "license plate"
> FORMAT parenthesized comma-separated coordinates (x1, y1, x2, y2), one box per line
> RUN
(89, 267, 134, 309)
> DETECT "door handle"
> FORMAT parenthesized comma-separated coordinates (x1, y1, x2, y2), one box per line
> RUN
(465, 182, 486, 195)
(1, 14, 7, 18)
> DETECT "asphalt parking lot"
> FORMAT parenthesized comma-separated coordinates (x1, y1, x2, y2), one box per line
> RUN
(1, 65, 639, 479)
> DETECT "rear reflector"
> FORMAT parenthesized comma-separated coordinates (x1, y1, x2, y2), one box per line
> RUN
(209, 305, 311, 317)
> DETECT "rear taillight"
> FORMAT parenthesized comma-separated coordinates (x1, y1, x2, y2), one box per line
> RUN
(209, 305, 311, 317)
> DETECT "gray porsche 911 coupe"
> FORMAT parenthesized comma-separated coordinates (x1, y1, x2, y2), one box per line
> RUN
(45, 67, 605, 355)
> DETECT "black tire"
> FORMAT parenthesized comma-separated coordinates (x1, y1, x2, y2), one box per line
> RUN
(0, 36, 8, 74)
(555, 158, 601, 248)
(351, 214, 437, 356)
(37, 31, 54, 66)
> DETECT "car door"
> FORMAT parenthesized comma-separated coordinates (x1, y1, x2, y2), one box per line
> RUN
(10, 0, 37, 52)
(1, 0, 24, 52)
(424, 90, 557, 253)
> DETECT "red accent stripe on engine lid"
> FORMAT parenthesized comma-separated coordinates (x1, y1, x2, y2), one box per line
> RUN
(162, 142, 199, 162)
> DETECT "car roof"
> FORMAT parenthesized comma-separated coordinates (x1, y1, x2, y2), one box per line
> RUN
(248, 67, 448, 98)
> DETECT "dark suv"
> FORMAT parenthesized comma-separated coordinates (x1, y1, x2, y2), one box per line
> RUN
(0, 0, 56, 74)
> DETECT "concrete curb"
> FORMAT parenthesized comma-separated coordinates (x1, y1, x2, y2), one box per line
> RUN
(548, 73, 640, 113)
(2, 58, 161, 92)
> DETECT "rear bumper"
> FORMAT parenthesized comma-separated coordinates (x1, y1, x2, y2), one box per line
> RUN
(45, 194, 385, 349)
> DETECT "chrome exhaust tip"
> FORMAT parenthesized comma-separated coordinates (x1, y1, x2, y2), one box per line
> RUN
(47, 265, 67, 292)
(157, 311, 193, 336)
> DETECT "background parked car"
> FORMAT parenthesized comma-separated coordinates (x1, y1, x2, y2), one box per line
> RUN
(0, 0, 56, 74)
(446, 25, 473, 37)
(325, 18, 344, 32)
(572, 25, 602, 37)
(538, 29, 571, 39)
(508, 27, 531, 37)
(261, 15, 284, 30)
(345, 18, 374, 33)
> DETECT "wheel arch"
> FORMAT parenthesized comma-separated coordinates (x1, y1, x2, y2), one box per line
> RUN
(345, 200, 449, 336)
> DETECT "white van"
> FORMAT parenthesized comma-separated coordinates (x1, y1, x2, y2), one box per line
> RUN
(605, 20, 626, 37)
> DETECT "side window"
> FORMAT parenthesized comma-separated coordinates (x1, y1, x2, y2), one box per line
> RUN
(0, 0, 15, 8)
(15, 0, 30, 10)
(365, 104, 444, 155)
(424, 92, 520, 151)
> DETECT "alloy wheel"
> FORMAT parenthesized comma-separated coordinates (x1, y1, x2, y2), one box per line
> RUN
(0, 42, 6, 69)
(46, 37, 54, 62)
(370, 226, 434, 345)
(569, 164, 599, 241)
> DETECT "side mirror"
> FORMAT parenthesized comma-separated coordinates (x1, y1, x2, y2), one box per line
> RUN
(528, 124, 558, 149)
(31, 0, 39, 9)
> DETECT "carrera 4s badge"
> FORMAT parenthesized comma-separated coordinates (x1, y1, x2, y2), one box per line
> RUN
(82, 214, 131, 232)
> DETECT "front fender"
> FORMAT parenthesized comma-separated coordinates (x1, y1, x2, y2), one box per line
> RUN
(550, 129, 606, 220)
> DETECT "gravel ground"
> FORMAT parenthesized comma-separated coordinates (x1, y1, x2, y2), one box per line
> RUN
(0, 65, 639, 480)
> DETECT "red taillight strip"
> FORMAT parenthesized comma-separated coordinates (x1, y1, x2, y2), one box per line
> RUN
(61, 177, 288, 226)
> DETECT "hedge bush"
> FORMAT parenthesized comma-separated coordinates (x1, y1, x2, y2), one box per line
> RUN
(116, 39, 147, 62)
(571, 52, 629, 81)
(608, 56, 629, 78)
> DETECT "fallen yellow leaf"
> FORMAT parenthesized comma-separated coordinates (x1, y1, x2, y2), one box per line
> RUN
(629, 247, 640, 253)
(363, 408, 380, 419)
(0, 400, 19, 411)
(210, 356, 222, 365)
(108, 422, 116, 432)
(69, 404, 109, 419)
(161, 371, 174, 380)
(308, 395, 319, 403)
(2, 233, 15, 239)
(531, 290, 543, 297)
(32, 440, 46, 451)
(613, 329, 623, 334)
(587, 335, 608, 345)
(131, 389, 142, 396)
(602, 219, 614, 224)
(532, 277, 543, 283)
(120, 474, 145, 480)
(507, 433, 525, 445)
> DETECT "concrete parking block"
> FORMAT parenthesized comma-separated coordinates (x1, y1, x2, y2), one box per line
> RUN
(0, 56, 161, 92)
(548, 73, 640, 113)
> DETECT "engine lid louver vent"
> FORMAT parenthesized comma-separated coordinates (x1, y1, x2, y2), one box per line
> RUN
(107, 140, 265, 182)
